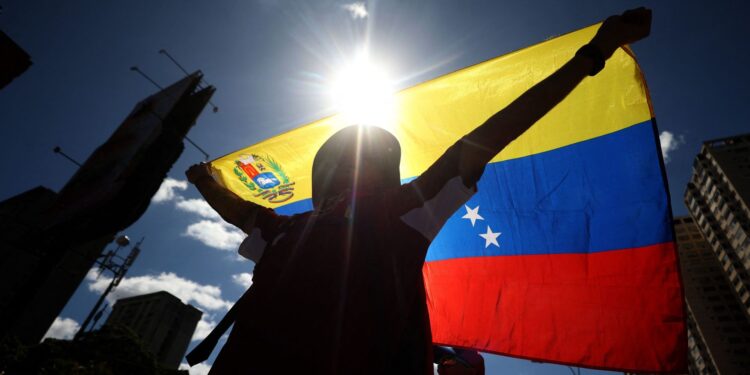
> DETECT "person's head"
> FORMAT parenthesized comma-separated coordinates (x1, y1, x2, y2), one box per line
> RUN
(312, 125, 400, 207)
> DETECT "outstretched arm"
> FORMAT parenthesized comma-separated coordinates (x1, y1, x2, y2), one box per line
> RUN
(397, 8, 652, 230)
(456, 7, 652, 185)
(186, 163, 277, 234)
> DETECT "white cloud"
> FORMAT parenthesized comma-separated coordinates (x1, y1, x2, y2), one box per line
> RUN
(231, 273, 253, 289)
(184, 220, 245, 251)
(152, 178, 188, 203)
(176, 198, 221, 220)
(342, 2, 368, 19)
(180, 363, 211, 375)
(191, 315, 217, 342)
(42, 317, 80, 341)
(86, 270, 232, 311)
(151, 178, 247, 256)
(659, 130, 685, 163)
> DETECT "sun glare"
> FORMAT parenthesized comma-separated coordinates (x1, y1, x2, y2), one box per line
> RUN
(330, 58, 397, 130)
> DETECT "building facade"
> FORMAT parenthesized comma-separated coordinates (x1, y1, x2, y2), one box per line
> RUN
(0, 187, 114, 344)
(0, 72, 214, 345)
(685, 134, 750, 317)
(105, 291, 202, 369)
(674, 216, 750, 374)
(682, 133, 750, 374)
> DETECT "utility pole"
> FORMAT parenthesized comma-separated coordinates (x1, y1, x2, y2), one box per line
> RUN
(74, 236, 143, 340)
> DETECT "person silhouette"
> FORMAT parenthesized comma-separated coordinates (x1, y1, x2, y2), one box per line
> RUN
(186, 8, 651, 374)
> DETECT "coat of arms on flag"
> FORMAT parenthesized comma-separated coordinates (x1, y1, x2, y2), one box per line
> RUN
(206, 16, 685, 373)
(233, 153, 295, 203)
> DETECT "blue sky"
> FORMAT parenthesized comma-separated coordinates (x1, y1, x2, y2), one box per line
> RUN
(2, 0, 749, 374)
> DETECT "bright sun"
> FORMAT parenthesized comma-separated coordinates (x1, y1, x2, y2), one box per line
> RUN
(330, 57, 397, 130)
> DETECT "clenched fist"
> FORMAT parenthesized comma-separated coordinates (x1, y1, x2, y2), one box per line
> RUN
(592, 7, 652, 59)
(185, 162, 213, 184)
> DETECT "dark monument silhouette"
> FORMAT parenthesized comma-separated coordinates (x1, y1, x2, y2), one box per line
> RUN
(0, 72, 214, 345)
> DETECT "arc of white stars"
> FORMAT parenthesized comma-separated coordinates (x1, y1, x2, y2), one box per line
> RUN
(479, 226, 501, 248)
(462, 205, 484, 227)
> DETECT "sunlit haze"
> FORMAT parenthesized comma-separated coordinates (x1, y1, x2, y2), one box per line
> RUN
(330, 56, 397, 131)
(3, 1, 749, 374)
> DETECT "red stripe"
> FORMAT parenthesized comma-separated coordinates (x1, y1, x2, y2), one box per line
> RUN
(423, 242, 686, 373)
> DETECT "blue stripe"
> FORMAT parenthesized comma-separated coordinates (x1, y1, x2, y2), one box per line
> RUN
(275, 198, 313, 216)
(425, 120, 672, 262)
(273, 120, 671, 262)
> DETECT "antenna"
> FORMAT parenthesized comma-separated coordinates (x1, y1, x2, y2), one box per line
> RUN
(74, 236, 144, 340)
(53, 146, 82, 167)
(158, 49, 190, 76)
(185, 136, 210, 160)
(90, 302, 109, 331)
(158, 49, 219, 113)
(129, 64, 211, 160)
(130, 66, 163, 90)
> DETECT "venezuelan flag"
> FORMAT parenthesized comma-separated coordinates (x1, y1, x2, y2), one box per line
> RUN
(210, 24, 686, 372)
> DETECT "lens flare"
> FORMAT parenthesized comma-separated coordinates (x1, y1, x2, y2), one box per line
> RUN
(330, 57, 397, 130)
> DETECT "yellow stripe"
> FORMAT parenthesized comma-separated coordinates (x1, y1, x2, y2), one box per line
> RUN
(211, 23, 652, 207)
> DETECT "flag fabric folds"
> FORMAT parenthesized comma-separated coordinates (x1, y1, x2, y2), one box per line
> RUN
(210, 24, 686, 373)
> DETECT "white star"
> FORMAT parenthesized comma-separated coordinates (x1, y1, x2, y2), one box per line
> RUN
(479, 226, 501, 248)
(462, 205, 484, 227)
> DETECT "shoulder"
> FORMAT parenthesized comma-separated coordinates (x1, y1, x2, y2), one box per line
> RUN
(238, 210, 312, 262)
(396, 176, 475, 241)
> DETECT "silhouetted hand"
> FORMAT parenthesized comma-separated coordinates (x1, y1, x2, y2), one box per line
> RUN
(592, 7, 652, 59)
(438, 360, 482, 375)
(437, 349, 485, 375)
(186, 162, 213, 184)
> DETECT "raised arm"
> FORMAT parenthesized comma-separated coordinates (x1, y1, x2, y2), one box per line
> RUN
(456, 7, 652, 185)
(186, 163, 279, 234)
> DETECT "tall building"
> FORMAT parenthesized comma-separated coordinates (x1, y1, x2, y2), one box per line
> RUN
(0, 29, 32, 89)
(0, 72, 214, 344)
(674, 216, 750, 374)
(104, 291, 202, 369)
(0, 188, 114, 344)
(685, 134, 750, 317)
(682, 133, 750, 374)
